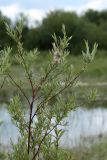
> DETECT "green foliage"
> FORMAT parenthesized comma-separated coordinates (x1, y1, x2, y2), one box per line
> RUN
(87, 88, 98, 102)
(22, 10, 106, 53)
(71, 140, 107, 160)
(9, 96, 27, 134)
(0, 11, 12, 50)
(0, 21, 97, 160)
(0, 9, 107, 53)
(9, 138, 29, 160)
(82, 41, 98, 63)
(0, 120, 3, 128)
(0, 47, 11, 74)
(0, 151, 6, 160)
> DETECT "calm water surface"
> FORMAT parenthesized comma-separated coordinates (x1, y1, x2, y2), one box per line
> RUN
(0, 105, 107, 148)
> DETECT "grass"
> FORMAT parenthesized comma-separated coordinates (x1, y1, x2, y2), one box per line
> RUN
(0, 50, 107, 106)
(1, 140, 107, 160)
(11, 49, 107, 82)
(0, 150, 6, 160)
(69, 140, 107, 160)
(2, 139, 107, 160)
(69, 50, 107, 82)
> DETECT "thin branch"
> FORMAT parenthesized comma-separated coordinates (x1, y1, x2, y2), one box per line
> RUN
(28, 101, 33, 153)
(33, 64, 56, 99)
(32, 69, 84, 120)
(31, 90, 52, 122)
(19, 53, 34, 95)
(47, 69, 84, 101)
(8, 73, 30, 105)
(18, 54, 36, 153)
(0, 77, 6, 89)
(32, 122, 60, 160)
(32, 110, 67, 160)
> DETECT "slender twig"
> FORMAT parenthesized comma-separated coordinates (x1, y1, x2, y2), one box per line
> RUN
(31, 67, 84, 158)
(0, 77, 6, 89)
(30, 64, 57, 123)
(28, 101, 33, 153)
(18, 53, 36, 153)
(32, 69, 84, 121)
(32, 122, 61, 160)
(20, 53, 34, 94)
(33, 64, 56, 98)
(31, 90, 52, 122)
(46, 69, 84, 101)
(8, 73, 30, 105)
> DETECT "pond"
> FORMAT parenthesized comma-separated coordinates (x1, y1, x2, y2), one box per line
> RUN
(61, 107, 107, 148)
(0, 105, 107, 149)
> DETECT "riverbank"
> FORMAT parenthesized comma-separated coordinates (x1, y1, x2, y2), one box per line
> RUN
(0, 53, 107, 108)
(1, 137, 107, 160)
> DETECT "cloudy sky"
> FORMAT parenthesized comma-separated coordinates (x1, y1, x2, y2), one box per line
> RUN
(0, 0, 107, 24)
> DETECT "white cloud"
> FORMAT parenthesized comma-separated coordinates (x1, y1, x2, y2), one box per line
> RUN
(65, 0, 107, 14)
(0, 3, 46, 26)
(0, 3, 20, 19)
(85, 0, 107, 10)
(24, 9, 46, 25)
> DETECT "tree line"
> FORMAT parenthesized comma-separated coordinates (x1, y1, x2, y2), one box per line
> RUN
(0, 9, 107, 55)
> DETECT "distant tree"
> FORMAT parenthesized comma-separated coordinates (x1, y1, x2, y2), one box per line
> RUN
(14, 13, 29, 48)
(28, 10, 79, 50)
(0, 9, 107, 55)
(99, 10, 107, 22)
(83, 9, 100, 25)
(0, 11, 12, 50)
(24, 28, 40, 50)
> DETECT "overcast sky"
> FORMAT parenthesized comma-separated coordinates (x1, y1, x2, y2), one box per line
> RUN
(0, 0, 107, 24)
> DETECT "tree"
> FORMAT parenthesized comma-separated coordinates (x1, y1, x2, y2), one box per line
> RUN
(0, 11, 12, 50)
(83, 9, 100, 25)
(27, 10, 79, 50)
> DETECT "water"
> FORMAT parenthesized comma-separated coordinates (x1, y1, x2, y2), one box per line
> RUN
(61, 107, 107, 148)
(0, 105, 19, 146)
(0, 105, 107, 148)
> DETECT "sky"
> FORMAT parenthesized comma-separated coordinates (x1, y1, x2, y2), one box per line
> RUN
(0, 0, 107, 25)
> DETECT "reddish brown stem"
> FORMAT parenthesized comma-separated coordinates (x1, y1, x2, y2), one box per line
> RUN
(33, 64, 56, 98)
(0, 77, 6, 89)
(32, 69, 84, 121)
(8, 73, 30, 105)
(32, 122, 60, 160)
(27, 101, 33, 153)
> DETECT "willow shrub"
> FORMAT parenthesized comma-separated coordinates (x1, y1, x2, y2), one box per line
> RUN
(0, 21, 98, 160)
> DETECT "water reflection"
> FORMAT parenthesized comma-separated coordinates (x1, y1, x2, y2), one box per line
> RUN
(0, 105, 107, 148)
(0, 105, 19, 146)
(60, 107, 107, 147)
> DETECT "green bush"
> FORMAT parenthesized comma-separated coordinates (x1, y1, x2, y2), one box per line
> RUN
(0, 21, 97, 160)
